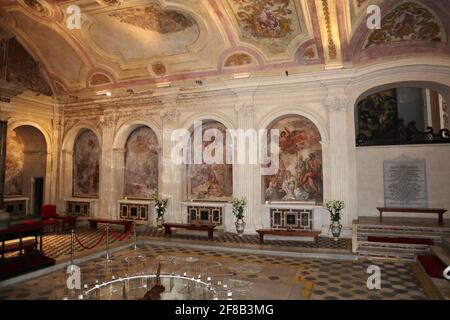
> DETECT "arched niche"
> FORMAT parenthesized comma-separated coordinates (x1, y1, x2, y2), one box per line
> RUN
(72, 129, 101, 198)
(263, 115, 323, 204)
(124, 126, 159, 199)
(5, 125, 48, 214)
(185, 120, 233, 201)
(355, 83, 450, 147)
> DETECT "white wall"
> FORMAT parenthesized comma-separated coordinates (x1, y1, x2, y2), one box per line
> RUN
(356, 144, 450, 218)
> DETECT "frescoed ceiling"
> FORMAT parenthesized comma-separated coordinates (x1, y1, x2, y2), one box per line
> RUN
(0, 0, 449, 95)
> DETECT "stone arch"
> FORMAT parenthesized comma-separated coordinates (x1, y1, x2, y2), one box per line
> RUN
(5, 123, 50, 213)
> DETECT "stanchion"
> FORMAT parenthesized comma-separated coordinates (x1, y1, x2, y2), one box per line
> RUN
(105, 224, 111, 261)
(133, 220, 138, 251)
(70, 229, 75, 265)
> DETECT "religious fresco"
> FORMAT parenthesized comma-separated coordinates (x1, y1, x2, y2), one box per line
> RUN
(187, 122, 233, 201)
(364, 2, 443, 49)
(5, 131, 24, 196)
(356, 89, 398, 140)
(227, 0, 303, 54)
(0, 37, 52, 96)
(109, 4, 195, 34)
(73, 130, 100, 197)
(224, 53, 252, 67)
(124, 126, 159, 199)
(90, 6, 199, 62)
(264, 116, 323, 203)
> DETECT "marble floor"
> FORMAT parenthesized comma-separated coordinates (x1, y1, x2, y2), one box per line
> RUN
(0, 243, 426, 300)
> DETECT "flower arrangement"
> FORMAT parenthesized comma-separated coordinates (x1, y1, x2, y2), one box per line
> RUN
(231, 197, 247, 220)
(154, 198, 169, 218)
(325, 200, 345, 222)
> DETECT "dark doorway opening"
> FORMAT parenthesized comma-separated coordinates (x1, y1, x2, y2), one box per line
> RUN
(33, 177, 44, 215)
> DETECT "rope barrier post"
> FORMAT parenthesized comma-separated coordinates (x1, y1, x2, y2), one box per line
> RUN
(70, 229, 75, 266)
(106, 224, 111, 261)
(133, 220, 138, 251)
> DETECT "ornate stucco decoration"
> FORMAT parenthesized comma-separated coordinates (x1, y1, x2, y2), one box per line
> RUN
(22, 0, 49, 16)
(364, 1, 444, 49)
(108, 4, 195, 34)
(90, 73, 112, 86)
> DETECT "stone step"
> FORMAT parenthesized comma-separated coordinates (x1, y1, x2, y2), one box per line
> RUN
(431, 245, 450, 267)
(432, 278, 450, 300)
(443, 236, 450, 250)
(357, 229, 443, 241)
(357, 224, 450, 234)
(357, 247, 416, 262)
(358, 241, 430, 253)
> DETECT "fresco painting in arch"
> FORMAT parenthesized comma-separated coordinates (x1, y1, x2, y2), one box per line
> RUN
(73, 130, 100, 197)
(264, 116, 323, 204)
(124, 126, 159, 199)
(5, 131, 25, 196)
(187, 122, 233, 201)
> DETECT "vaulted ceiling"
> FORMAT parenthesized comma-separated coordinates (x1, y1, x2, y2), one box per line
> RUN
(0, 0, 449, 96)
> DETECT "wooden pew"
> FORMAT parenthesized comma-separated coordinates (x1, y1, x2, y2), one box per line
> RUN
(163, 223, 216, 240)
(376, 207, 447, 225)
(256, 229, 320, 244)
(87, 218, 133, 232)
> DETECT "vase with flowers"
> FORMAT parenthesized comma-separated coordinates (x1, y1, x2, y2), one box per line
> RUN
(154, 198, 169, 228)
(325, 200, 345, 241)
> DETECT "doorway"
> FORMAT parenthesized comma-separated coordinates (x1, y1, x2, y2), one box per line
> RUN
(33, 177, 44, 215)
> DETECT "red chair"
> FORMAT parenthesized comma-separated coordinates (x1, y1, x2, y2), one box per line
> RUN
(40, 204, 58, 233)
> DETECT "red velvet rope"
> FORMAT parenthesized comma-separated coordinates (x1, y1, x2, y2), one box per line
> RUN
(74, 231, 106, 250)
(109, 228, 133, 241)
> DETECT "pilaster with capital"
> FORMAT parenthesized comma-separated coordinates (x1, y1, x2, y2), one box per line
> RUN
(233, 99, 260, 233)
(160, 109, 182, 223)
(325, 94, 357, 228)
(98, 113, 116, 219)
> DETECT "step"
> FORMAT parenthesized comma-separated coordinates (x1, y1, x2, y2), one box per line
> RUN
(431, 245, 450, 267)
(357, 247, 416, 261)
(357, 224, 450, 233)
(432, 279, 450, 300)
(443, 237, 450, 250)
(358, 241, 430, 253)
(357, 229, 443, 240)
(412, 262, 445, 299)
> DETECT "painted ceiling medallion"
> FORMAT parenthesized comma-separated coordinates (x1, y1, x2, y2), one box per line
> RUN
(227, 0, 303, 54)
(23, 0, 49, 16)
(364, 2, 443, 49)
(108, 4, 194, 34)
(224, 53, 252, 67)
(151, 62, 167, 76)
(230, 0, 294, 38)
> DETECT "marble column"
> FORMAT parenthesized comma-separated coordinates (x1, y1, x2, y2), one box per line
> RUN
(98, 114, 115, 219)
(0, 120, 7, 212)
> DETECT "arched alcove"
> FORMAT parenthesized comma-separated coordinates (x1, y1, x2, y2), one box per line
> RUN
(124, 126, 159, 199)
(263, 115, 323, 204)
(185, 120, 233, 201)
(5, 125, 47, 214)
(72, 129, 101, 198)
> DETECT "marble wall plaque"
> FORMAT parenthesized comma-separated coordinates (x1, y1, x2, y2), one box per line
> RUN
(383, 155, 427, 208)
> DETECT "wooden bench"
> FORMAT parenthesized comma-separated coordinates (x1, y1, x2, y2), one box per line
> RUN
(87, 218, 133, 232)
(376, 207, 447, 226)
(163, 223, 216, 240)
(256, 229, 320, 244)
(1, 239, 36, 256)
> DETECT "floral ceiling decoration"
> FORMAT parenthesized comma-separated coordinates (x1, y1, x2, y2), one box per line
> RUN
(364, 1, 444, 49)
(108, 4, 195, 34)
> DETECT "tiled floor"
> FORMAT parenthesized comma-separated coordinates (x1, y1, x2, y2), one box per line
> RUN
(33, 226, 351, 260)
(0, 243, 425, 300)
